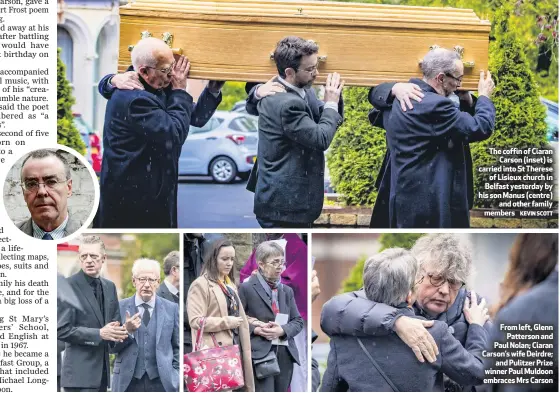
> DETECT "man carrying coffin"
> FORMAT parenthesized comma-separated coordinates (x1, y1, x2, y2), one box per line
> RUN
(370, 48, 496, 228)
(251, 36, 344, 228)
(96, 37, 223, 228)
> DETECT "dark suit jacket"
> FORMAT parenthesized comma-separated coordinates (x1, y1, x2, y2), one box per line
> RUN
(321, 307, 488, 392)
(111, 295, 180, 392)
(238, 275, 304, 365)
(57, 271, 121, 389)
(250, 78, 343, 223)
(96, 70, 221, 228)
(244, 82, 344, 194)
(156, 281, 179, 304)
(368, 83, 479, 228)
(16, 215, 82, 238)
(370, 78, 495, 228)
(487, 270, 558, 392)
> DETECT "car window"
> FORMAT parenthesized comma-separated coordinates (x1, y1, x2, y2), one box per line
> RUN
(230, 116, 258, 133)
(190, 117, 222, 134)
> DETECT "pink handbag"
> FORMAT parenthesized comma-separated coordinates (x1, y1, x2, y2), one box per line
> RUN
(184, 317, 245, 392)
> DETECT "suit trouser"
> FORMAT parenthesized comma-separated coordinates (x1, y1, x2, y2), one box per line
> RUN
(254, 346, 294, 392)
(126, 373, 166, 392)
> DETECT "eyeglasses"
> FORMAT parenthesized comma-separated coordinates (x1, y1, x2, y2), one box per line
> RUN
(135, 277, 159, 285)
(265, 259, 285, 268)
(145, 61, 175, 75)
(298, 65, 318, 74)
(79, 253, 102, 262)
(22, 178, 69, 192)
(445, 73, 463, 84)
(416, 273, 464, 291)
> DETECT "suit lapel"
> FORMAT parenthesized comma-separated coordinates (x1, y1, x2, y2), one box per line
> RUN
(100, 279, 111, 324)
(126, 297, 139, 345)
(75, 272, 103, 326)
(210, 282, 229, 318)
(251, 276, 274, 314)
(22, 218, 33, 236)
(278, 284, 287, 314)
(155, 296, 165, 344)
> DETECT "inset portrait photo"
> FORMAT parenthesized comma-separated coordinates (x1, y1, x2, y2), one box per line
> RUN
(3, 145, 99, 241)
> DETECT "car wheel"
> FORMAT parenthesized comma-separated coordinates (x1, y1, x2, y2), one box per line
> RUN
(210, 156, 237, 183)
(238, 171, 251, 181)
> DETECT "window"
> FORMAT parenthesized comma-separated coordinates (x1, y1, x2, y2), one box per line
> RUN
(57, 26, 73, 82)
(230, 116, 258, 133)
(190, 117, 222, 134)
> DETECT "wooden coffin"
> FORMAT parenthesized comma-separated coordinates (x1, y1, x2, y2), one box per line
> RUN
(118, 0, 491, 89)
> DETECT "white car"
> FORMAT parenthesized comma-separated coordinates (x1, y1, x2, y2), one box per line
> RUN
(179, 111, 258, 183)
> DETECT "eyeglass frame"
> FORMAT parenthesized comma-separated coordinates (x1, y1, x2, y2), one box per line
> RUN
(297, 64, 319, 74)
(444, 72, 464, 84)
(263, 257, 286, 268)
(415, 272, 465, 290)
(144, 60, 176, 75)
(21, 177, 70, 193)
(134, 276, 159, 285)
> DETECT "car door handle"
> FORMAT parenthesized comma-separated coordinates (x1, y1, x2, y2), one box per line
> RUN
(205, 137, 217, 140)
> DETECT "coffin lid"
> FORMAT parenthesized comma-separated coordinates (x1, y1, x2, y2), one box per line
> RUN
(121, 0, 491, 31)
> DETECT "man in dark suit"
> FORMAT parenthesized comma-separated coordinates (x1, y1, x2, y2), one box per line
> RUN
(321, 248, 489, 392)
(251, 36, 344, 228)
(95, 37, 223, 228)
(17, 149, 83, 239)
(111, 259, 180, 392)
(58, 235, 128, 392)
(370, 48, 496, 228)
(156, 251, 180, 304)
(238, 241, 304, 392)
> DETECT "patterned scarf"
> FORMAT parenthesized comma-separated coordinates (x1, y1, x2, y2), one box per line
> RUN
(217, 276, 239, 317)
(256, 269, 281, 315)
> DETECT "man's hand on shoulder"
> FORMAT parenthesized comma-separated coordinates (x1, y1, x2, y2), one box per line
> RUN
(391, 83, 424, 112)
(256, 76, 286, 99)
(394, 316, 439, 363)
(110, 71, 144, 91)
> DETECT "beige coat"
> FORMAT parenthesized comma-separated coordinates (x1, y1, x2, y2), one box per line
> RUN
(187, 275, 255, 392)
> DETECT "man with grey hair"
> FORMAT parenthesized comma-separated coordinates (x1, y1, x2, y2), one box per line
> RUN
(321, 234, 492, 391)
(96, 37, 222, 228)
(157, 251, 180, 304)
(17, 149, 83, 239)
(321, 247, 490, 391)
(111, 258, 180, 392)
(369, 47, 496, 228)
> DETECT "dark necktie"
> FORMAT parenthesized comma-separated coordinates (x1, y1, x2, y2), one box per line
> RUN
(42, 233, 53, 240)
(90, 278, 103, 311)
(141, 303, 151, 326)
(174, 292, 180, 302)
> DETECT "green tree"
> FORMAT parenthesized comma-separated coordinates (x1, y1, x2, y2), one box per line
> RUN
(341, 233, 424, 292)
(120, 234, 180, 298)
(471, 3, 548, 207)
(326, 87, 386, 206)
(57, 48, 86, 155)
(217, 81, 247, 111)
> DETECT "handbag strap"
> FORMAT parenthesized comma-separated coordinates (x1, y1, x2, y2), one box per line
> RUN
(195, 316, 221, 351)
(357, 338, 400, 392)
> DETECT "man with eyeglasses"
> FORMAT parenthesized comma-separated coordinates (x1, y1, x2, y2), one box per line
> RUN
(111, 258, 180, 392)
(321, 234, 492, 392)
(95, 37, 223, 228)
(16, 149, 83, 239)
(368, 47, 496, 228)
(58, 235, 127, 392)
(238, 241, 304, 392)
(248, 36, 344, 228)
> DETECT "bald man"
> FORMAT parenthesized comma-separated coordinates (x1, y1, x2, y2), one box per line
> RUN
(96, 38, 222, 228)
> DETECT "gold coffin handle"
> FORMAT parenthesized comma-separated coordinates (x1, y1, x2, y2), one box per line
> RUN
(268, 53, 327, 62)
(418, 45, 474, 68)
(128, 31, 182, 55)
(417, 59, 475, 68)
